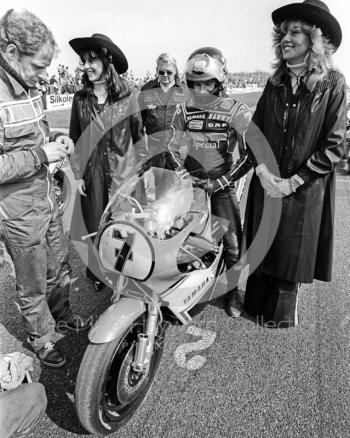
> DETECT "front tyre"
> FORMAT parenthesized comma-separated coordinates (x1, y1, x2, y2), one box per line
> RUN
(75, 315, 165, 435)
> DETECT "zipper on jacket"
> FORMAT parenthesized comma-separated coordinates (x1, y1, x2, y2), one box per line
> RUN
(27, 89, 54, 212)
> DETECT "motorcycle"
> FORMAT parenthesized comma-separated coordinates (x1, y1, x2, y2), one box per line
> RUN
(74, 167, 245, 435)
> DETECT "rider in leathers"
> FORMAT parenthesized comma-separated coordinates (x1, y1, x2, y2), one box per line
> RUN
(168, 47, 251, 316)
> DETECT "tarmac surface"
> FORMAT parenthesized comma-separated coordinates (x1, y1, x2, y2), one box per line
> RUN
(1, 165, 350, 437)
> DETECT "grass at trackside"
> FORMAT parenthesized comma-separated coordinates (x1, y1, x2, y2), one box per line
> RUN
(46, 108, 71, 129)
(45, 91, 262, 130)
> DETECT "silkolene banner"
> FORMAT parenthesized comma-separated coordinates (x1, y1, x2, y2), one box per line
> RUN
(46, 94, 74, 109)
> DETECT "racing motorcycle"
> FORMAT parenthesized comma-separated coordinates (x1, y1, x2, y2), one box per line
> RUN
(74, 167, 245, 435)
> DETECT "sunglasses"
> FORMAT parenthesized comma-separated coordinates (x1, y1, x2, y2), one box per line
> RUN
(158, 70, 174, 76)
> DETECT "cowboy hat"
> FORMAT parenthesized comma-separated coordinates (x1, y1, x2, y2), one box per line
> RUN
(272, 0, 342, 49)
(69, 33, 128, 74)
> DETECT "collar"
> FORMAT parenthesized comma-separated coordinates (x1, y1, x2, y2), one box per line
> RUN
(0, 53, 30, 95)
(286, 62, 307, 79)
(159, 81, 175, 93)
(5, 71, 27, 96)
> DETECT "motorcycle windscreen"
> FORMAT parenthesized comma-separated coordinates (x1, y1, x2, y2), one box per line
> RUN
(99, 167, 194, 241)
(97, 167, 198, 280)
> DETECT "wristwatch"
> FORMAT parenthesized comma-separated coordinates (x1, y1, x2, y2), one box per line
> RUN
(289, 177, 297, 193)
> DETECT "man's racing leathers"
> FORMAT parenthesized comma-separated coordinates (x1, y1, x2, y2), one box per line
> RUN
(168, 93, 251, 270)
(0, 58, 73, 352)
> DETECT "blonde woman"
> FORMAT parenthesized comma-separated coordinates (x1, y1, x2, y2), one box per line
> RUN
(138, 52, 186, 169)
(243, 0, 347, 328)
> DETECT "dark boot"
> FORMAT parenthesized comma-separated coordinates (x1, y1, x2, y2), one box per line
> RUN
(36, 342, 66, 368)
(56, 315, 91, 335)
(226, 288, 243, 318)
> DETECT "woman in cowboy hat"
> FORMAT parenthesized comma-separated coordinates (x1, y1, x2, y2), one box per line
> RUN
(68, 33, 148, 290)
(242, 0, 347, 327)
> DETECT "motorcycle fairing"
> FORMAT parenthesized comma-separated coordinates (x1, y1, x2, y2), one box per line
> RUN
(98, 220, 155, 281)
(161, 244, 224, 324)
(95, 167, 228, 324)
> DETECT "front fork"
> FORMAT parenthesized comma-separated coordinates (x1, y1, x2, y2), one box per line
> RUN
(132, 302, 159, 373)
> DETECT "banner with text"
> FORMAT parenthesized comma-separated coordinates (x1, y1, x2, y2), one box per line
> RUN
(46, 94, 74, 110)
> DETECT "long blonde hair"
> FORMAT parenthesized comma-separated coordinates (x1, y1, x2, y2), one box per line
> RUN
(271, 20, 336, 91)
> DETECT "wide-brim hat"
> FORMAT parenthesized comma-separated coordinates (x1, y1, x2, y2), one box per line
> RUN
(272, 0, 342, 49)
(69, 33, 128, 74)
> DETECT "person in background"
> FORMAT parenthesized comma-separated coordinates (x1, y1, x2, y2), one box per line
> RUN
(49, 74, 59, 94)
(37, 78, 48, 109)
(139, 53, 186, 170)
(168, 47, 252, 317)
(243, 0, 346, 328)
(0, 9, 88, 369)
(69, 33, 147, 291)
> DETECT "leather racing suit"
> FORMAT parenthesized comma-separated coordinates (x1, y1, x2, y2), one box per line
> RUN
(0, 57, 73, 352)
(168, 93, 251, 270)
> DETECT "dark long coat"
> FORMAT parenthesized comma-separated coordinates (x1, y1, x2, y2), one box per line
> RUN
(243, 69, 347, 283)
(69, 88, 147, 237)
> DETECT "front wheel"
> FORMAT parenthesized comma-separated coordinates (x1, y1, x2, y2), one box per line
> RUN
(75, 314, 165, 435)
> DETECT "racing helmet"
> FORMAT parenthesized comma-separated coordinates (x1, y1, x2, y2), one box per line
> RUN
(185, 47, 227, 83)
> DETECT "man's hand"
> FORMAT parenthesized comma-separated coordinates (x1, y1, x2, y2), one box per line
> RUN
(175, 166, 190, 180)
(55, 135, 74, 155)
(191, 177, 217, 194)
(191, 176, 207, 188)
(204, 179, 217, 194)
(42, 142, 70, 163)
(0, 352, 33, 391)
(76, 179, 87, 197)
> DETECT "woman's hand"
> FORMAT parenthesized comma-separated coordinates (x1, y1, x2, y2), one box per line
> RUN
(256, 164, 282, 191)
(267, 179, 293, 197)
(76, 179, 87, 197)
(268, 175, 304, 197)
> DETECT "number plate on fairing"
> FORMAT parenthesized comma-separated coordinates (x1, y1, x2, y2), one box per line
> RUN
(98, 221, 154, 281)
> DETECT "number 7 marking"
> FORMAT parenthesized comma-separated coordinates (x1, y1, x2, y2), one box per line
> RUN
(112, 229, 135, 272)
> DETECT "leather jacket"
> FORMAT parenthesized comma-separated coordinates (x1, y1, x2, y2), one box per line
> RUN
(139, 79, 186, 156)
(0, 60, 59, 222)
(168, 93, 252, 192)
